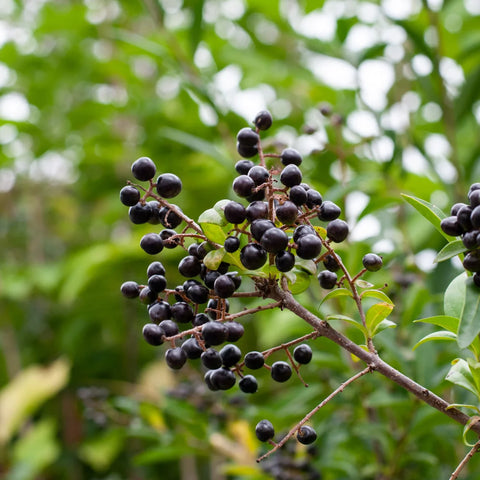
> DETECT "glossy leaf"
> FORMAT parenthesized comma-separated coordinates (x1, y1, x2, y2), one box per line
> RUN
(444, 273, 467, 319)
(365, 302, 394, 336)
(401, 194, 452, 241)
(445, 359, 480, 398)
(326, 314, 368, 336)
(434, 240, 467, 263)
(319, 288, 353, 306)
(361, 289, 394, 305)
(373, 319, 397, 336)
(203, 248, 225, 270)
(413, 315, 459, 334)
(457, 278, 480, 349)
(198, 208, 227, 226)
(413, 331, 457, 350)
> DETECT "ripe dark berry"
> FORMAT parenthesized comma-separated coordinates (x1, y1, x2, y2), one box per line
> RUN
(306, 189, 323, 208)
(140, 233, 164, 255)
(440, 216, 463, 236)
(260, 227, 289, 254)
(251, 219, 275, 241)
(457, 205, 473, 231)
(297, 425, 317, 445)
(139, 286, 157, 304)
(246, 201, 269, 221)
(323, 254, 340, 272)
(171, 302, 194, 323)
(202, 321, 228, 345)
(235, 159, 255, 175)
(128, 202, 152, 224)
(148, 274, 167, 293)
(120, 281, 140, 298)
(120, 185, 141, 206)
(240, 243, 268, 270)
(463, 231, 478, 249)
(131, 156, 156, 181)
(148, 301, 171, 322)
(474, 272, 480, 288)
(254, 110, 273, 130)
(471, 205, 480, 229)
(225, 321, 244, 342)
(201, 348, 222, 369)
(181, 337, 203, 359)
(318, 271, 337, 289)
(210, 367, 236, 390)
(237, 127, 260, 146)
(186, 284, 210, 304)
(237, 142, 258, 158)
(451, 203, 467, 216)
(206, 298, 230, 320)
(318, 201, 341, 221)
(244, 351, 265, 369)
(469, 183, 480, 195)
(326, 219, 349, 243)
(160, 229, 180, 249)
(156, 173, 182, 198)
(362, 253, 383, 272)
(255, 420, 275, 442)
(224, 236, 240, 253)
(165, 347, 187, 370)
(293, 344, 313, 364)
(142, 323, 165, 346)
(204, 270, 221, 289)
(193, 313, 210, 327)
(289, 185, 308, 206)
(280, 164, 302, 187)
(248, 166, 269, 186)
(159, 319, 179, 337)
(233, 175, 255, 197)
(220, 344, 242, 367)
(293, 227, 315, 245)
(178, 255, 202, 277)
(463, 252, 480, 272)
(281, 148, 302, 166)
(296, 234, 322, 259)
(271, 361, 292, 382)
(469, 190, 480, 208)
(158, 206, 182, 228)
(275, 251, 295, 272)
(214, 275, 236, 298)
(239, 375, 258, 393)
(147, 261, 166, 277)
(276, 200, 298, 224)
(224, 201, 247, 224)
(204, 370, 219, 391)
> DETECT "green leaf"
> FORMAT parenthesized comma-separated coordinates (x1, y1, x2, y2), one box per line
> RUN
(445, 272, 467, 319)
(434, 240, 467, 263)
(445, 358, 480, 398)
(295, 258, 317, 276)
(360, 289, 394, 305)
(462, 416, 480, 447)
(212, 199, 231, 217)
(413, 315, 459, 334)
(355, 279, 374, 289)
(373, 319, 397, 336)
(413, 331, 457, 350)
(287, 269, 312, 294)
(198, 208, 227, 226)
(401, 194, 452, 241)
(0, 359, 70, 445)
(455, 64, 480, 123)
(365, 302, 394, 336)
(458, 278, 480, 349)
(447, 403, 480, 414)
(203, 248, 225, 270)
(78, 428, 126, 472)
(319, 288, 353, 306)
(326, 314, 368, 336)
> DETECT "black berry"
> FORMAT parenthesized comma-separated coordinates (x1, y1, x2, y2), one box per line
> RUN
(251, 219, 275, 241)
(224, 201, 247, 224)
(220, 344, 242, 367)
(275, 251, 295, 272)
(297, 425, 317, 445)
(202, 321, 228, 345)
(289, 185, 308, 206)
(142, 323, 165, 346)
(225, 321, 244, 342)
(362, 253, 383, 272)
(165, 347, 187, 369)
(181, 337, 203, 359)
(255, 419, 275, 442)
(120, 281, 140, 298)
(201, 348, 222, 369)
(120, 185, 141, 206)
(158, 206, 182, 228)
(235, 159, 255, 175)
(240, 243, 268, 270)
(156, 173, 182, 198)
(131, 156, 156, 181)
(159, 319, 179, 337)
(246, 201, 268, 221)
(244, 351, 265, 369)
(148, 301, 171, 322)
(214, 274, 236, 298)
(248, 166, 269, 186)
(318, 201, 341, 221)
(178, 255, 202, 277)
(171, 302, 194, 323)
(271, 361, 292, 382)
(224, 236, 240, 253)
(296, 234, 322, 259)
(260, 227, 289, 254)
(293, 344, 313, 364)
(239, 375, 258, 393)
(233, 175, 255, 197)
(254, 110, 273, 130)
(210, 367, 236, 390)
(128, 202, 152, 224)
(281, 148, 302, 166)
(237, 142, 258, 158)
(326, 219, 349, 243)
(280, 164, 302, 187)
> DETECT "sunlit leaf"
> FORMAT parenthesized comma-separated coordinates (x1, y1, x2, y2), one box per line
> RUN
(401, 194, 452, 241)
(365, 302, 394, 336)
(444, 272, 467, 319)
(198, 208, 227, 226)
(434, 240, 467, 263)
(373, 319, 396, 336)
(413, 331, 457, 350)
(445, 358, 480, 398)
(355, 279, 374, 289)
(326, 314, 368, 336)
(457, 278, 480, 349)
(413, 315, 459, 334)
(360, 289, 394, 305)
(203, 248, 225, 270)
(319, 288, 353, 306)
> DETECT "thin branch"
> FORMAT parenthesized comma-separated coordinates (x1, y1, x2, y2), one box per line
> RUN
(224, 301, 283, 321)
(449, 439, 480, 480)
(265, 282, 480, 437)
(257, 366, 372, 462)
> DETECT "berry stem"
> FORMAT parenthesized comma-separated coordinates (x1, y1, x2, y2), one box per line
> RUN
(449, 438, 480, 480)
(257, 366, 372, 462)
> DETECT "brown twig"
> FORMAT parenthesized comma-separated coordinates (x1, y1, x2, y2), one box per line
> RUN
(257, 366, 372, 462)
(449, 439, 480, 480)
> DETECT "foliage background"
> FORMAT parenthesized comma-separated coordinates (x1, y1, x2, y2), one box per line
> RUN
(1, 0, 480, 478)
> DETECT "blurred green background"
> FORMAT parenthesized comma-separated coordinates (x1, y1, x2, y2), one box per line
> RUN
(1, 0, 480, 478)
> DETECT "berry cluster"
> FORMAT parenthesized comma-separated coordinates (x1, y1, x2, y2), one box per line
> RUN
(119, 110, 384, 454)
(440, 183, 480, 286)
